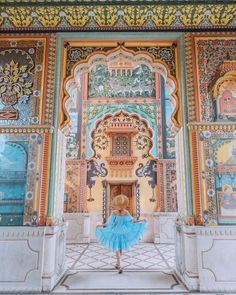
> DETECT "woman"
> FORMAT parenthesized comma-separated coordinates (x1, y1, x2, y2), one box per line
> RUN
(95, 194, 147, 273)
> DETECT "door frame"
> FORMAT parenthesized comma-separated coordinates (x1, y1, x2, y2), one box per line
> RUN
(102, 180, 139, 221)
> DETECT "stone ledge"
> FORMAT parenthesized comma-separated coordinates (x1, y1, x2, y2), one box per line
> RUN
(0, 226, 45, 238)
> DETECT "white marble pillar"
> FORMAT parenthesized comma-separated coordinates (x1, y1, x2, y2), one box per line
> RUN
(175, 224, 236, 292)
(63, 212, 90, 243)
(154, 212, 178, 243)
(0, 223, 67, 293)
(175, 224, 199, 290)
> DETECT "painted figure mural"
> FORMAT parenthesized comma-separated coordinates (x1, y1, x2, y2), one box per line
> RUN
(215, 140, 236, 223)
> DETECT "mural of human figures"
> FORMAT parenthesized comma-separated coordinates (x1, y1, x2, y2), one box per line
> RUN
(215, 140, 236, 223)
(213, 64, 236, 122)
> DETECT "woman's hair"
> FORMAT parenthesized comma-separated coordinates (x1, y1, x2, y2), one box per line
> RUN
(112, 194, 129, 210)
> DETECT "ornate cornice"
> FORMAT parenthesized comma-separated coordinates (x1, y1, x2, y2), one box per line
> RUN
(0, 0, 235, 4)
(0, 4, 235, 31)
(0, 227, 45, 237)
(197, 226, 236, 236)
(188, 122, 236, 131)
(0, 125, 54, 133)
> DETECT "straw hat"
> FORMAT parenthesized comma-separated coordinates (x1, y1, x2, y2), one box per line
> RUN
(112, 194, 129, 210)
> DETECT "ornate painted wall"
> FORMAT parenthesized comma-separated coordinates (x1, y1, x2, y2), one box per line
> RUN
(0, 4, 235, 32)
(0, 35, 56, 226)
(186, 33, 236, 225)
(0, 12, 235, 228)
(62, 41, 179, 218)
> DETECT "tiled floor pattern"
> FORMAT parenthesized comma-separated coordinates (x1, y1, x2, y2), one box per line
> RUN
(69, 243, 174, 271)
(53, 243, 188, 294)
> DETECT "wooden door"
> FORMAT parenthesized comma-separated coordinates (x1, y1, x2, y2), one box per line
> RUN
(109, 184, 134, 216)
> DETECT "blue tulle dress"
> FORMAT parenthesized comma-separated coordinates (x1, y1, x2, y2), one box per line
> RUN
(95, 212, 147, 251)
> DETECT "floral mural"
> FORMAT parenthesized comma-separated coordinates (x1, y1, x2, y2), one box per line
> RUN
(0, 38, 51, 126)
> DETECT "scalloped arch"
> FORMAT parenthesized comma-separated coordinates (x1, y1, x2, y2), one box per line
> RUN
(61, 45, 180, 131)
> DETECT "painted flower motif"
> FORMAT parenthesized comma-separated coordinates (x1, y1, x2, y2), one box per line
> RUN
(204, 10, 211, 16)
(22, 72, 28, 78)
(146, 10, 153, 17)
(37, 41, 43, 47)
(203, 131, 211, 138)
(59, 11, 66, 17)
(37, 135, 42, 144)
(33, 90, 40, 97)
(175, 10, 182, 16)
(10, 41, 17, 47)
(26, 192, 33, 200)
(32, 117, 38, 124)
(28, 162, 35, 170)
(207, 189, 215, 197)
(88, 11, 95, 17)
(1, 12, 8, 17)
(117, 10, 124, 16)
(30, 134, 37, 140)
(206, 159, 214, 167)
(28, 48, 35, 54)
(36, 172, 40, 181)
(35, 64, 42, 72)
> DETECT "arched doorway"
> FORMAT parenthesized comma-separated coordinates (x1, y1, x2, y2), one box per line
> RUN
(61, 43, 180, 242)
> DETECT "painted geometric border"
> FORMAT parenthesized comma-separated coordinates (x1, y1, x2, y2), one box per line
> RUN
(0, 4, 235, 31)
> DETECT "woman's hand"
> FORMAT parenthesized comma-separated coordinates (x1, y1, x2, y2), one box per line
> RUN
(134, 219, 147, 223)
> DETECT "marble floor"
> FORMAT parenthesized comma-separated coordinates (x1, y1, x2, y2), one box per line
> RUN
(53, 243, 188, 294)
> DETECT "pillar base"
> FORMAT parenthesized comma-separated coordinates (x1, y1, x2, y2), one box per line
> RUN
(63, 212, 91, 243)
(154, 212, 177, 243)
(175, 224, 236, 292)
(0, 223, 67, 292)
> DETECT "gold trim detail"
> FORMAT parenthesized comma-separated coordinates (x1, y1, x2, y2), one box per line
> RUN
(0, 125, 54, 133)
(0, 5, 235, 31)
(188, 122, 236, 131)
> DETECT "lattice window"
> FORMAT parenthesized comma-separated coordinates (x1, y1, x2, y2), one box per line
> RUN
(112, 134, 130, 156)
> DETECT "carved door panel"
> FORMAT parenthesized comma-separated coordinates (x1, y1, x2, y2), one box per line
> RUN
(109, 184, 134, 216)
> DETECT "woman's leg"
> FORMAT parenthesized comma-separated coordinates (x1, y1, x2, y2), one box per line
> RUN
(115, 250, 123, 273)
(115, 251, 120, 268)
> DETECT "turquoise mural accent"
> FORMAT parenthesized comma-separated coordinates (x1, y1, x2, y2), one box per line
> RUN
(88, 64, 156, 98)
(0, 136, 28, 226)
(162, 77, 176, 159)
(0, 133, 40, 226)
(213, 138, 236, 224)
(86, 103, 158, 159)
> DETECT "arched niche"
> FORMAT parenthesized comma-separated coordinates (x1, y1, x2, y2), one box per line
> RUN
(212, 61, 236, 122)
(61, 46, 180, 133)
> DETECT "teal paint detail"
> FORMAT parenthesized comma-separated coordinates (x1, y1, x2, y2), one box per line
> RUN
(47, 35, 62, 218)
(0, 139, 28, 225)
(162, 77, 176, 159)
(178, 34, 193, 216)
(86, 103, 158, 159)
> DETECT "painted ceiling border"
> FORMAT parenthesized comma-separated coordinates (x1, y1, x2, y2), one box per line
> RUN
(0, 4, 235, 32)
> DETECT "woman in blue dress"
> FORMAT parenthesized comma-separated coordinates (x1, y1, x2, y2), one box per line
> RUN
(95, 194, 147, 273)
